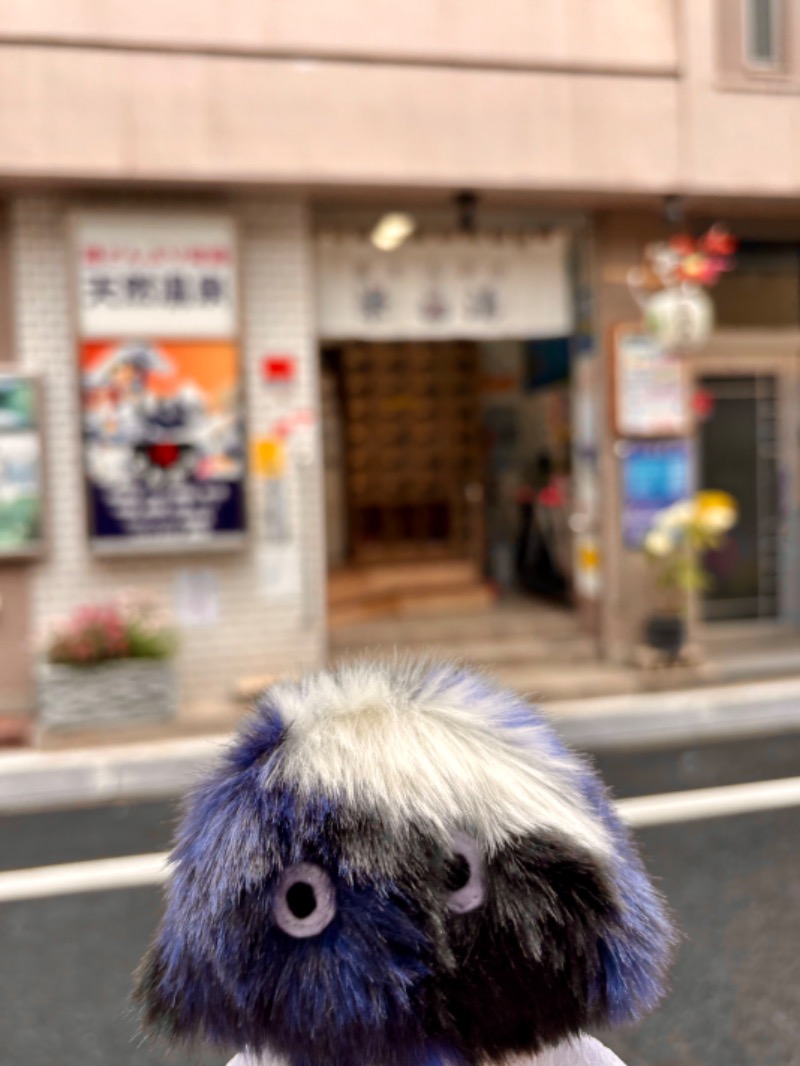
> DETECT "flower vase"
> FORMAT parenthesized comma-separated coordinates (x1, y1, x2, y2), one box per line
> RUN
(643, 614, 686, 661)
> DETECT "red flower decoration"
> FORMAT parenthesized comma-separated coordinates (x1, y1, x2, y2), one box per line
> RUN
(669, 234, 696, 256)
(699, 225, 737, 258)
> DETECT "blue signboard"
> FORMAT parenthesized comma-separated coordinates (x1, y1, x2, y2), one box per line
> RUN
(622, 440, 693, 549)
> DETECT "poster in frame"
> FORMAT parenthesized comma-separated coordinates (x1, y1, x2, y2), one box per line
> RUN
(72, 211, 248, 554)
(610, 323, 691, 439)
(79, 338, 247, 553)
(620, 438, 694, 550)
(0, 370, 45, 559)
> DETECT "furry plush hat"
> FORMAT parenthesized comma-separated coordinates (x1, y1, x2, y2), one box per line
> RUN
(136, 659, 673, 1066)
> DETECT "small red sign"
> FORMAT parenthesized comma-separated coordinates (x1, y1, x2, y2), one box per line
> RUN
(692, 388, 715, 421)
(261, 355, 296, 383)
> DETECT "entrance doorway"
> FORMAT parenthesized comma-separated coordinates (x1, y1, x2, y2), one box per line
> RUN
(334, 340, 483, 565)
(693, 333, 800, 626)
(322, 338, 575, 627)
(698, 373, 779, 620)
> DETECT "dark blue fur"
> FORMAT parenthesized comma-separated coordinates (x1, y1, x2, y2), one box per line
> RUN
(579, 771, 674, 1025)
(139, 700, 458, 1066)
(136, 663, 674, 1065)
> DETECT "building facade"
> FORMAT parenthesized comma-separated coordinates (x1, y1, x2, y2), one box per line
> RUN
(1, 0, 799, 719)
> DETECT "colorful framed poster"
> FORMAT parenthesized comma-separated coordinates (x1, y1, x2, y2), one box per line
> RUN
(611, 324, 690, 438)
(80, 339, 246, 552)
(621, 439, 693, 549)
(73, 211, 247, 553)
(0, 372, 45, 558)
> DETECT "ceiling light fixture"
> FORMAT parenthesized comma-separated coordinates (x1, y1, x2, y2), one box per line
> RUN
(370, 212, 416, 252)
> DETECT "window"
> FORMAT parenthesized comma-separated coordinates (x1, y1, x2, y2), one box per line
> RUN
(718, 0, 795, 89)
(744, 0, 783, 70)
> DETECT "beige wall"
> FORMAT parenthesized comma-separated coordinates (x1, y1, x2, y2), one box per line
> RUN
(593, 211, 672, 660)
(0, 0, 678, 71)
(679, 0, 800, 196)
(11, 196, 326, 722)
(0, 46, 680, 191)
(0, 206, 35, 716)
(0, 1, 681, 193)
(3, 3, 800, 209)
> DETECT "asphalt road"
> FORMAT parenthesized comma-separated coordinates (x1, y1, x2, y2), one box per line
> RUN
(1, 733, 799, 1066)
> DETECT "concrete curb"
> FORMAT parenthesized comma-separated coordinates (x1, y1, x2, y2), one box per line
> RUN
(0, 735, 228, 814)
(549, 676, 800, 750)
(1, 677, 800, 813)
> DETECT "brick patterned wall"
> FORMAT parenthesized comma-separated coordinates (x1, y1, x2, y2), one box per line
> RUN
(11, 195, 325, 721)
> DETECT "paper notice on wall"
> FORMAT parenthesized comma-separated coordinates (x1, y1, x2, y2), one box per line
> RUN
(574, 535, 602, 600)
(613, 329, 690, 438)
(252, 436, 287, 478)
(256, 543, 303, 604)
(174, 568, 219, 627)
(289, 422, 317, 466)
(263, 477, 292, 542)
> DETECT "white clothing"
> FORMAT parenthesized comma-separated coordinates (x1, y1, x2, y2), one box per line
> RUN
(228, 1036, 625, 1066)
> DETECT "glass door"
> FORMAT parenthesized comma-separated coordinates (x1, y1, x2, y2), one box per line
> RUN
(697, 374, 779, 620)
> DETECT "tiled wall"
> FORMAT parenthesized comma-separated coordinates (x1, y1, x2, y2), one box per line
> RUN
(11, 196, 325, 720)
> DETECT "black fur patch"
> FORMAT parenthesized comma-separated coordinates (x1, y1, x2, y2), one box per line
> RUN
(434, 833, 620, 1060)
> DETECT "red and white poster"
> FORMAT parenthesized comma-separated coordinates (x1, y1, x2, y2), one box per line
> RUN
(76, 214, 237, 339)
(74, 213, 246, 551)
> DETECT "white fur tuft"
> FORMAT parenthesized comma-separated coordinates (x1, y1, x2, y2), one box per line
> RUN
(262, 658, 610, 857)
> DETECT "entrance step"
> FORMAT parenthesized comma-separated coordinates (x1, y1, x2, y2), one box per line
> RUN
(329, 600, 582, 651)
(327, 560, 495, 628)
(329, 559, 481, 604)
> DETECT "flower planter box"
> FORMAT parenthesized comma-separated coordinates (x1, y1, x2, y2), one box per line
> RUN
(39, 659, 177, 732)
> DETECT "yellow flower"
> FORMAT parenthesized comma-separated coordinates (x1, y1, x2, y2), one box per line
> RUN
(655, 500, 696, 532)
(644, 529, 674, 557)
(695, 490, 737, 533)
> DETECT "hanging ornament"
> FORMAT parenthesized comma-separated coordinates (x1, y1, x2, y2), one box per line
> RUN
(628, 225, 737, 353)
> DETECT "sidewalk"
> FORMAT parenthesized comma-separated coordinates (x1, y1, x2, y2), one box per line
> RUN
(2, 674, 800, 814)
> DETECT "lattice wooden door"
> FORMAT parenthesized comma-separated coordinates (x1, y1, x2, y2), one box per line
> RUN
(342, 341, 483, 563)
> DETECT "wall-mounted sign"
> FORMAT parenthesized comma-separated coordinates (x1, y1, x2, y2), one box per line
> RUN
(80, 340, 246, 550)
(252, 436, 286, 478)
(261, 355, 297, 383)
(75, 214, 237, 339)
(0, 373, 45, 558)
(571, 352, 601, 599)
(74, 212, 246, 553)
(174, 568, 220, 628)
(612, 325, 690, 438)
(256, 542, 303, 603)
(316, 233, 573, 340)
(621, 439, 693, 549)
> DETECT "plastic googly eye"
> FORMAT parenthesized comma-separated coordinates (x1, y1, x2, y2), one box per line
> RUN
(273, 863, 337, 938)
(445, 832, 485, 914)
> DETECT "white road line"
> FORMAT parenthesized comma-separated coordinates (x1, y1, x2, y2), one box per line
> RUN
(0, 852, 170, 903)
(0, 776, 799, 903)
(617, 774, 800, 827)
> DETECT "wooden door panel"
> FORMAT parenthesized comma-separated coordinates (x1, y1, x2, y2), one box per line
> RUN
(342, 341, 482, 562)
